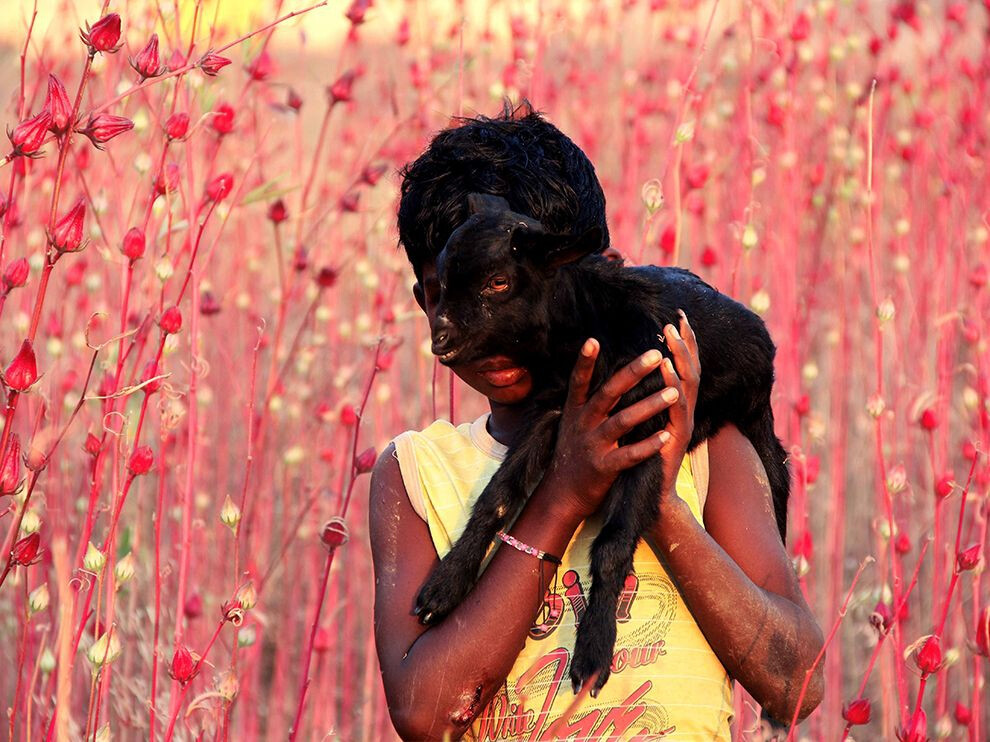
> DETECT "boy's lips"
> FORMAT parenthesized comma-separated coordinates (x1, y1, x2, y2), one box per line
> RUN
(475, 355, 528, 387)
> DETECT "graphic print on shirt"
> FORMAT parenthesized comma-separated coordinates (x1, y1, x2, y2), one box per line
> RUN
(474, 566, 680, 741)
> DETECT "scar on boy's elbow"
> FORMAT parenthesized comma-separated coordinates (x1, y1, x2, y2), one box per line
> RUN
(389, 682, 484, 741)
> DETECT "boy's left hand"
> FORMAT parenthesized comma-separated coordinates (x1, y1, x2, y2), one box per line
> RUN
(658, 310, 700, 501)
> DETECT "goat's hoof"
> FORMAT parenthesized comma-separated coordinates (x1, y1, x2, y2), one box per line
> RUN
(569, 644, 612, 696)
(414, 566, 473, 625)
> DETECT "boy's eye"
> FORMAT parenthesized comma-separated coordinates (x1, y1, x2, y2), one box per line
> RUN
(483, 275, 510, 293)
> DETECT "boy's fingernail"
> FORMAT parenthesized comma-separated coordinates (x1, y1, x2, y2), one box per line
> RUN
(661, 387, 679, 402)
(664, 358, 675, 372)
(678, 308, 688, 322)
(658, 431, 671, 444)
(641, 349, 662, 366)
(581, 339, 595, 356)
(669, 324, 681, 340)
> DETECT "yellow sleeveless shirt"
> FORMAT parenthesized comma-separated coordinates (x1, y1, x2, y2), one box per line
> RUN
(393, 414, 733, 741)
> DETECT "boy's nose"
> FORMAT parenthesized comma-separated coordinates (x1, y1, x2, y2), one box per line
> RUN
(431, 315, 457, 355)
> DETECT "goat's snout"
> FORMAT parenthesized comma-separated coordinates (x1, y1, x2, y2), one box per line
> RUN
(431, 315, 460, 362)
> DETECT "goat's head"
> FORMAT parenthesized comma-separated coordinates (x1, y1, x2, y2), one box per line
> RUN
(428, 192, 602, 368)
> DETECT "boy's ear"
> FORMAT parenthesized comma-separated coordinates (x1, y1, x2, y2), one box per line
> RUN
(466, 192, 511, 215)
(542, 226, 604, 269)
(412, 281, 426, 312)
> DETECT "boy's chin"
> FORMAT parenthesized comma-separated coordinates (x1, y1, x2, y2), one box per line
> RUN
(463, 370, 533, 405)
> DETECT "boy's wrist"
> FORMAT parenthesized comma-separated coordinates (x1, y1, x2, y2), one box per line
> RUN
(528, 472, 589, 529)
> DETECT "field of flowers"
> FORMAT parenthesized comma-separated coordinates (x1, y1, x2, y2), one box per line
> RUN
(0, 0, 987, 739)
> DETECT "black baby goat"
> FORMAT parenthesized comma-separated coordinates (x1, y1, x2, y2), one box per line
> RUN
(414, 193, 790, 695)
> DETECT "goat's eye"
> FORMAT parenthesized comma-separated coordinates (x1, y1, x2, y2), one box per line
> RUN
(484, 275, 510, 293)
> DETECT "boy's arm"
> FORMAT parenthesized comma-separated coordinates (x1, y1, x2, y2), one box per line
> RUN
(649, 425, 824, 722)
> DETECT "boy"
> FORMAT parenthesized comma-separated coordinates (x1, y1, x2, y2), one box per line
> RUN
(370, 102, 823, 740)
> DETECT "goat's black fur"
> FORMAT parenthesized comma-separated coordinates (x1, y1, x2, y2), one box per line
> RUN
(414, 193, 790, 696)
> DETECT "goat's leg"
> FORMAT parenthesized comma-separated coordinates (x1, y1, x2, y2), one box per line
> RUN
(570, 457, 662, 695)
(415, 410, 561, 625)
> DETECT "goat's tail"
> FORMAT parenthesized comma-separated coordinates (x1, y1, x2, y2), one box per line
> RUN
(741, 406, 790, 542)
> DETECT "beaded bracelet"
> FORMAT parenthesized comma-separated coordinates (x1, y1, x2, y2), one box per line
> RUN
(496, 530, 562, 565)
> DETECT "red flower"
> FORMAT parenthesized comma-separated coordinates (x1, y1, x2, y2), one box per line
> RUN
(894, 532, 911, 555)
(267, 199, 288, 224)
(956, 544, 981, 572)
(199, 290, 221, 316)
(80, 13, 122, 54)
(346, 0, 372, 25)
(205, 173, 234, 202)
(794, 394, 810, 417)
(7, 110, 52, 157)
(164, 112, 190, 140)
(183, 592, 203, 619)
(895, 708, 927, 742)
(971, 264, 988, 289)
(3, 339, 39, 392)
(919, 407, 938, 430)
(361, 162, 388, 186)
(248, 51, 274, 81)
(128, 445, 154, 476)
(286, 88, 303, 111)
(153, 162, 181, 197)
(315, 266, 338, 288)
(11, 532, 42, 566)
(328, 70, 358, 104)
(3, 257, 29, 292)
(685, 163, 709, 190)
(210, 103, 235, 136)
(198, 51, 232, 76)
(700, 246, 718, 267)
(49, 198, 87, 253)
(870, 601, 893, 634)
(79, 114, 134, 149)
(44, 75, 72, 133)
(790, 12, 810, 41)
(121, 227, 145, 262)
(955, 702, 972, 725)
(322, 518, 350, 550)
(159, 306, 183, 334)
(84, 433, 102, 457)
(141, 360, 162, 395)
(914, 635, 942, 674)
(355, 446, 377, 474)
(841, 698, 871, 725)
(130, 34, 163, 79)
(934, 472, 953, 499)
(0, 434, 22, 496)
(340, 404, 359, 425)
(339, 190, 360, 212)
(169, 645, 199, 685)
(293, 246, 309, 272)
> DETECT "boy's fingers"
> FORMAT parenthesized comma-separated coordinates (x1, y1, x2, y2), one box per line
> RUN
(589, 349, 664, 418)
(605, 430, 670, 470)
(660, 356, 688, 430)
(566, 338, 599, 409)
(677, 309, 699, 358)
(664, 322, 697, 388)
(601, 386, 679, 441)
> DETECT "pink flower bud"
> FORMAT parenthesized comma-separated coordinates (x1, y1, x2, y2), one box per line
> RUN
(956, 544, 982, 572)
(4, 339, 39, 392)
(286, 88, 303, 111)
(11, 532, 41, 566)
(346, 0, 372, 25)
(84, 433, 102, 457)
(841, 698, 871, 725)
(167, 49, 186, 72)
(205, 173, 234, 202)
(169, 645, 199, 685)
(199, 290, 221, 316)
(7, 110, 52, 156)
(314, 626, 332, 652)
(354, 446, 376, 474)
(895, 708, 927, 742)
(210, 103, 235, 136)
(141, 360, 162, 395)
(267, 199, 288, 224)
(397, 16, 411, 46)
(340, 190, 360, 212)
(340, 404, 358, 425)
(328, 70, 358, 104)
(292, 245, 309, 272)
(79, 114, 134, 149)
(121, 227, 145, 262)
(914, 635, 942, 675)
(198, 51, 232, 76)
(685, 163, 710, 190)
(128, 445, 154, 476)
(934, 472, 953, 499)
(361, 162, 388, 186)
(790, 12, 810, 41)
(321, 518, 350, 550)
(44, 75, 72, 133)
(153, 162, 180, 197)
(919, 408, 938, 430)
(159, 306, 183, 335)
(184, 592, 203, 619)
(0, 434, 22, 496)
(315, 266, 338, 288)
(955, 702, 972, 725)
(3, 257, 29, 291)
(248, 51, 274, 81)
(894, 532, 911, 555)
(130, 34, 163, 79)
(49, 198, 87, 253)
(870, 601, 893, 634)
(164, 112, 190, 140)
(80, 13, 122, 54)
(969, 263, 987, 289)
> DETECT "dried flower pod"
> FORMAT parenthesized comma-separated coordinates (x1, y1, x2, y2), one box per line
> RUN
(3, 339, 39, 392)
(248, 51, 274, 81)
(913, 635, 943, 675)
(198, 51, 232, 76)
(86, 628, 122, 669)
(129, 34, 164, 79)
(80, 13, 122, 55)
(83, 541, 106, 573)
(322, 517, 350, 550)
(169, 645, 200, 685)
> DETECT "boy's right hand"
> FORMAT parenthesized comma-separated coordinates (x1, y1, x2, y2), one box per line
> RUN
(543, 338, 680, 520)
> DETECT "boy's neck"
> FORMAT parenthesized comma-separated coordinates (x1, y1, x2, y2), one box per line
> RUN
(486, 401, 531, 447)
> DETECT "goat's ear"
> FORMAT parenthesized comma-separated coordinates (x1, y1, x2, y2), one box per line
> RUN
(543, 226, 603, 268)
(466, 193, 511, 214)
(509, 220, 548, 255)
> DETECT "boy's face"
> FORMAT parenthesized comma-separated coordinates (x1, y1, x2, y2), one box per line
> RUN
(414, 260, 534, 406)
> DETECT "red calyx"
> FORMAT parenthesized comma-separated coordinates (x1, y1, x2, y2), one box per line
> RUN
(328, 70, 358, 104)
(7, 110, 52, 157)
(4, 339, 39, 392)
(128, 445, 154, 476)
(44, 75, 73, 134)
(80, 13, 122, 54)
(169, 645, 200, 685)
(914, 635, 942, 675)
(205, 173, 234, 202)
(841, 697, 871, 725)
(121, 227, 146, 262)
(354, 446, 377, 474)
(79, 114, 134, 149)
(0, 434, 22, 496)
(210, 103, 235, 136)
(11, 532, 42, 566)
(198, 51, 232, 76)
(164, 112, 190, 140)
(2, 258, 29, 292)
(130, 34, 164, 79)
(159, 306, 183, 335)
(957, 544, 982, 572)
(267, 199, 288, 224)
(48, 198, 87, 253)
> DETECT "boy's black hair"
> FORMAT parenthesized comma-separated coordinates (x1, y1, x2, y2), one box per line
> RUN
(396, 100, 609, 281)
